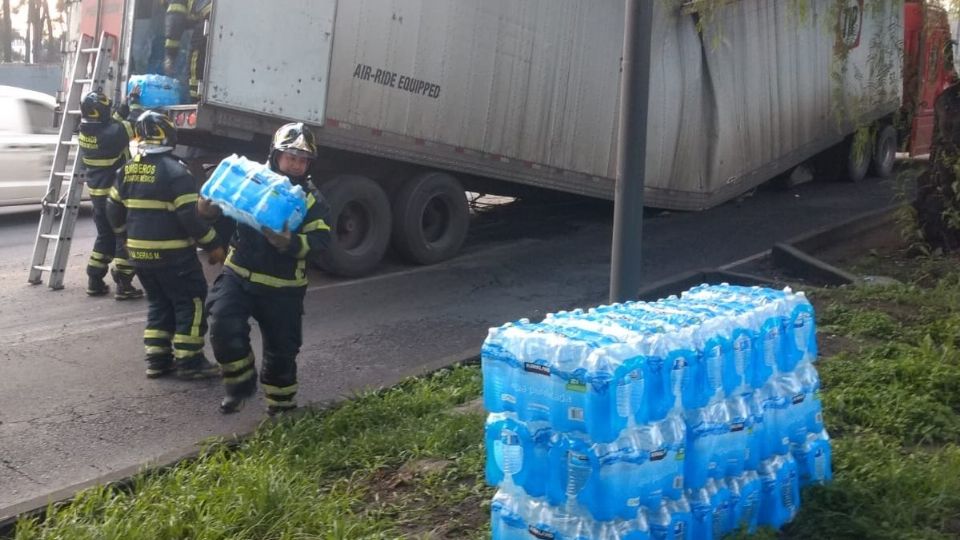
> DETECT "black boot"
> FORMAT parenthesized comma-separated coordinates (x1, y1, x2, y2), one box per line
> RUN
(86, 276, 110, 296)
(145, 356, 175, 379)
(112, 269, 144, 301)
(175, 357, 221, 380)
(220, 395, 247, 414)
(220, 373, 256, 414)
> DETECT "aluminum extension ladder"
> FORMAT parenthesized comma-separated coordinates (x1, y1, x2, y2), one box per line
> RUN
(28, 32, 117, 290)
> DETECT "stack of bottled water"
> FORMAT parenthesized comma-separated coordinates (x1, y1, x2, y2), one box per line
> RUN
(201, 154, 309, 234)
(483, 284, 831, 539)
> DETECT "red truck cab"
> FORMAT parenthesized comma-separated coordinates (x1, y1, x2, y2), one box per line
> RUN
(903, 0, 958, 155)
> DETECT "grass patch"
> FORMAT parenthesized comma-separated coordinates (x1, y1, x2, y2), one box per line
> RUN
(13, 249, 960, 539)
(13, 367, 492, 540)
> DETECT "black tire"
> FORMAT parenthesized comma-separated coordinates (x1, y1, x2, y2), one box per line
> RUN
(391, 172, 469, 265)
(313, 175, 391, 277)
(870, 125, 897, 178)
(845, 132, 871, 183)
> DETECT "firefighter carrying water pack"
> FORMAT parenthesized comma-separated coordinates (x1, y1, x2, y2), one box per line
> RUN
(200, 122, 332, 416)
(79, 90, 144, 300)
(107, 111, 226, 379)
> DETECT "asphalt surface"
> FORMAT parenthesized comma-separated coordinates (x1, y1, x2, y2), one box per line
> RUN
(0, 176, 903, 510)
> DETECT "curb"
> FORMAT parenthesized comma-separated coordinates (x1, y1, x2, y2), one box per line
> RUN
(634, 203, 904, 300)
(0, 348, 481, 536)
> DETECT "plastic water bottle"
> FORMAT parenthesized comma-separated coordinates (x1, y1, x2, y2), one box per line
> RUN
(688, 477, 732, 540)
(649, 497, 693, 540)
(633, 414, 686, 509)
(546, 432, 638, 521)
(794, 361, 826, 436)
(684, 400, 728, 491)
(718, 394, 752, 478)
(793, 430, 833, 487)
(485, 413, 552, 497)
(728, 470, 761, 534)
(202, 154, 308, 233)
(758, 453, 800, 529)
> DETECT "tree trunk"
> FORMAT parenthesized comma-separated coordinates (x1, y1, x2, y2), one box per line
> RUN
(914, 81, 960, 251)
(29, 0, 41, 63)
(2, 0, 12, 62)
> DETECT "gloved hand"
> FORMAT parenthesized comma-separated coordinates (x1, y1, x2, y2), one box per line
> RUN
(262, 224, 292, 252)
(197, 197, 222, 219)
(128, 84, 141, 105)
(207, 245, 227, 265)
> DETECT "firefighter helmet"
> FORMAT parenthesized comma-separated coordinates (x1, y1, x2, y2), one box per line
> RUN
(270, 122, 317, 160)
(134, 111, 178, 148)
(80, 91, 112, 124)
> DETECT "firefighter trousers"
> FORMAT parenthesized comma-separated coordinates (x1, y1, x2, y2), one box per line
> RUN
(138, 259, 209, 369)
(87, 195, 135, 280)
(207, 269, 303, 412)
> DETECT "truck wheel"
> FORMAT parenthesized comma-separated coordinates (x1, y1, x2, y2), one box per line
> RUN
(846, 131, 872, 183)
(391, 172, 469, 265)
(314, 175, 391, 277)
(870, 125, 897, 178)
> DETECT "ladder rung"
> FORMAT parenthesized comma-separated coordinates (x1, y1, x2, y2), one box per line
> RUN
(74, 79, 94, 84)
(54, 173, 72, 179)
(66, 109, 81, 115)
(62, 140, 79, 146)
(33, 265, 54, 273)
(43, 202, 70, 210)
(79, 47, 101, 54)
(40, 234, 60, 240)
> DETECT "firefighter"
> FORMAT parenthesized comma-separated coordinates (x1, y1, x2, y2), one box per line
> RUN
(107, 111, 226, 379)
(200, 123, 331, 415)
(163, 0, 212, 102)
(79, 90, 144, 300)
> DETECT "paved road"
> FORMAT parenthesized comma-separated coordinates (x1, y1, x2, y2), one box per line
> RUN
(0, 176, 902, 510)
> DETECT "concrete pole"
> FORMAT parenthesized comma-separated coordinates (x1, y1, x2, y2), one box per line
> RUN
(609, 0, 654, 303)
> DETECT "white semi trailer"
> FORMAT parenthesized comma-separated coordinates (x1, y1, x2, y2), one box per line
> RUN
(61, 0, 931, 277)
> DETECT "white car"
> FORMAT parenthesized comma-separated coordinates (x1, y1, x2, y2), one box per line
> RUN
(0, 85, 59, 206)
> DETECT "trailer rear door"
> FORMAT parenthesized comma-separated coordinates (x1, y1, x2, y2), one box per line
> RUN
(204, 0, 336, 125)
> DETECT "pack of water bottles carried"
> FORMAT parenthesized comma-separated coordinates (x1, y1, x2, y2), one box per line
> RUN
(483, 284, 833, 539)
(200, 154, 308, 234)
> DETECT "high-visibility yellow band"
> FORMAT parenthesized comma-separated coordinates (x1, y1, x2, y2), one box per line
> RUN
(221, 355, 253, 373)
(128, 238, 194, 250)
(224, 369, 255, 385)
(125, 199, 175, 211)
(173, 334, 204, 345)
(306, 193, 316, 209)
(87, 259, 108, 269)
(109, 186, 123, 203)
(166, 2, 188, 15)
(191, 297, 202, 338)
(174, 193, 199, 208)
(90, 251, 110, 261)
(174, 349, 203, 359)
(83, 156, 121, 167)
(198, 229, 217, 245)
(295, 234, 309, 258)
(145, 346, 172, 355)
(112, 225, 127, 234)
(265, 398, 297, 409)
(262, 383, 299, 397)
(301, 219, 330, 233)
(225, 254, 308, 288)
(144, 329, 172, 339)
(87, 187, 112, 197)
